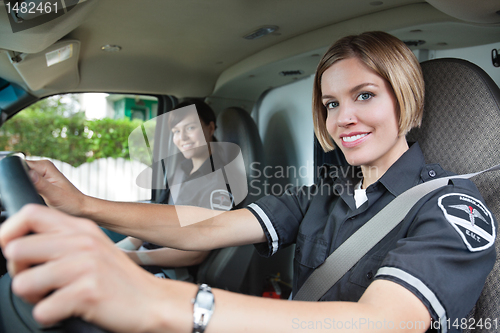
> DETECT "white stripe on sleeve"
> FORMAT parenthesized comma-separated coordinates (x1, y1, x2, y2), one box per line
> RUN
(248, 203, 279, 255)
(376, 267, 448, 333)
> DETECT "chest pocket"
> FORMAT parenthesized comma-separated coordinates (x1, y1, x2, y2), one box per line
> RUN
(294, 232, 328, 269)
(348, 254, 385, 288)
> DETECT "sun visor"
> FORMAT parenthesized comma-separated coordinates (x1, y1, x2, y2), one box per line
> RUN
(10, 40, 80, 92)
(0, 0, 98, 54)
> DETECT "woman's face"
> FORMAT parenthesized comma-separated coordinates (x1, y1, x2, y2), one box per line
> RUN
(171, 113, 215, 160)
(322, 57, 408, 172)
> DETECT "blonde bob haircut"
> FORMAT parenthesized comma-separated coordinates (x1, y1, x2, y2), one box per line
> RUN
(312, 31, 425, 152)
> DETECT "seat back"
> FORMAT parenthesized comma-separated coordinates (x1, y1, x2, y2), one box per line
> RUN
(215, 106, 266, 207)
(407, 58, 500, 332)
(196, 106, 265, 292)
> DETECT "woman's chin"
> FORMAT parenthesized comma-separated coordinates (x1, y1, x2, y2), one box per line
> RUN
(180, 150, 194, 159)
(180, 146, 209, 160)
(344, 155, 362, 167)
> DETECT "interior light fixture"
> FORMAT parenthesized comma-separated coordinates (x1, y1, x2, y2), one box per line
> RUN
(101, 45, 122, 52)
(403, 40, 425, 47)
(279, 70, 304, 76)
(243, 26, 279, 40)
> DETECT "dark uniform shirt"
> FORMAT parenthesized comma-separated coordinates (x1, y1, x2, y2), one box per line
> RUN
(247, 143, 496, 333)
(156, 147, 233, 210)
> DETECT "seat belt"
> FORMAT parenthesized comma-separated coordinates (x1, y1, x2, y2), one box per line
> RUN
(293, 163, 500, 301)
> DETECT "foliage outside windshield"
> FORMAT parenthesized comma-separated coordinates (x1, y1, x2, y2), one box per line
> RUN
(0, 94, 157, 202)
(0, 94, 147, 167)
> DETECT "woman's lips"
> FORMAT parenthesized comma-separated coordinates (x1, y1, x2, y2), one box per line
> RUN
(181, 143, 194, 150)
(340, 132, 370, 148)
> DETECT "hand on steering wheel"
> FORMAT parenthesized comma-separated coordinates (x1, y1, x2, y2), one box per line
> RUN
(26, 159, 88, 216)
(0, 155, 194, 333)
(0, 155, 110, 332)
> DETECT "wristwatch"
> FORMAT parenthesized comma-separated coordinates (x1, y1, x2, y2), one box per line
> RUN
(192, 284, 215, 333)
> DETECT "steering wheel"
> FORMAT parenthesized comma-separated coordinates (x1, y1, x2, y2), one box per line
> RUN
(0, 154, 110, 333)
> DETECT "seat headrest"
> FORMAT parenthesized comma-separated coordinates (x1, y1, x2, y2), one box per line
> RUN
(215, 106, 265, 169)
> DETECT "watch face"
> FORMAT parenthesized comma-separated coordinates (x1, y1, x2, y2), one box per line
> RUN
(197, 291, 214, 309)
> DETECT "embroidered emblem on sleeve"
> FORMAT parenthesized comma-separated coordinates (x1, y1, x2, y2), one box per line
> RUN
(210, 189, 234, 211)
(438, 193, 495, 252)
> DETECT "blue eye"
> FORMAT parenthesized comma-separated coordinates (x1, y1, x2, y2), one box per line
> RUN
(357, 92, 373, 101)
(325, 101, 339, 109)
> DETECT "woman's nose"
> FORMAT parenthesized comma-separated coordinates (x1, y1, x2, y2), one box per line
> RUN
(180, 129, 189, 140)
(336, 104, 357, 127)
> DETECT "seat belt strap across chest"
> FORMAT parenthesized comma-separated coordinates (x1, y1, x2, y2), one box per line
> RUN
(293, 163, 500, 302)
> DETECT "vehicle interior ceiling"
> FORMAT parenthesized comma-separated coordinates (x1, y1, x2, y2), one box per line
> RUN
(0, 0, 498, 172)
(0, 0, 499, 290)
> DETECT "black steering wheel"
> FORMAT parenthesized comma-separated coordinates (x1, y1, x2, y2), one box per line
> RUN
(0, 154, 110, 333)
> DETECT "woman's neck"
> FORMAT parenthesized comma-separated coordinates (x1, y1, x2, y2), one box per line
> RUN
(190, 151, 211, 175)
(360, 138, 409, 189)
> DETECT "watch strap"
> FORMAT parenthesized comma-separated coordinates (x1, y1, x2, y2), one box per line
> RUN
(192, 284, 214, 333)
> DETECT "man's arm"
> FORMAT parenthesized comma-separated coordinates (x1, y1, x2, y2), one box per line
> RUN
(27, 159, 266, 250)
(0, 205, 431, 333)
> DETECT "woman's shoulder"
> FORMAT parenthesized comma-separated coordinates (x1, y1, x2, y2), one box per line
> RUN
(425, 163, 485, 202)
(413, 173, 496, 252)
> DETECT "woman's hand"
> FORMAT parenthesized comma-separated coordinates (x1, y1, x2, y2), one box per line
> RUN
(26, 160, 87, 216)
(0, 205, 194, 333)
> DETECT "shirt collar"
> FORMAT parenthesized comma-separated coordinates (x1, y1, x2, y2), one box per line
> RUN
(179, 144, 226, 180)
(180, 154, 215, 179)
(376, 142, 446, 197)
(329, 142, 448, 208)
(179, 158, 194, 175)
(330, 165, 362, 210)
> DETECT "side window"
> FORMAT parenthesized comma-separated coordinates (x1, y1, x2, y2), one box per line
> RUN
(0, 93, 158, 202)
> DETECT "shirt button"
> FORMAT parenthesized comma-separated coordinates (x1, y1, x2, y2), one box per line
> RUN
(366, 271, 373, 280)
(428, 170, 436, 177)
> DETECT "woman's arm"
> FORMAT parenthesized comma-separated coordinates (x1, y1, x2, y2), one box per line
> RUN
(0, 205, 431, 333)
(115, 236, 143, 250)
(124, 246, 210, 267)
(27, 159, 266, 250)
(202, 279, 431, 333)
(117, 236, 210, 267)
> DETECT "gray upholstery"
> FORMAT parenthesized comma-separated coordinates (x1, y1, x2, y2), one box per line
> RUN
(197, 106, 265, 292)
(407, 58, 500, 332)
(215, 106, 266, 207)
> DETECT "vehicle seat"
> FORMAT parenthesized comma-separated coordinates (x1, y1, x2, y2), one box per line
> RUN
(407, 58, 500, 332)
(215, 106, 266, 207)
(196, 106, 266, 293)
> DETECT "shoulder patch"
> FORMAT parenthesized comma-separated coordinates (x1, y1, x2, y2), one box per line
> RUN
(210, 189, 234, 211)
(438, 193, 495, 252)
